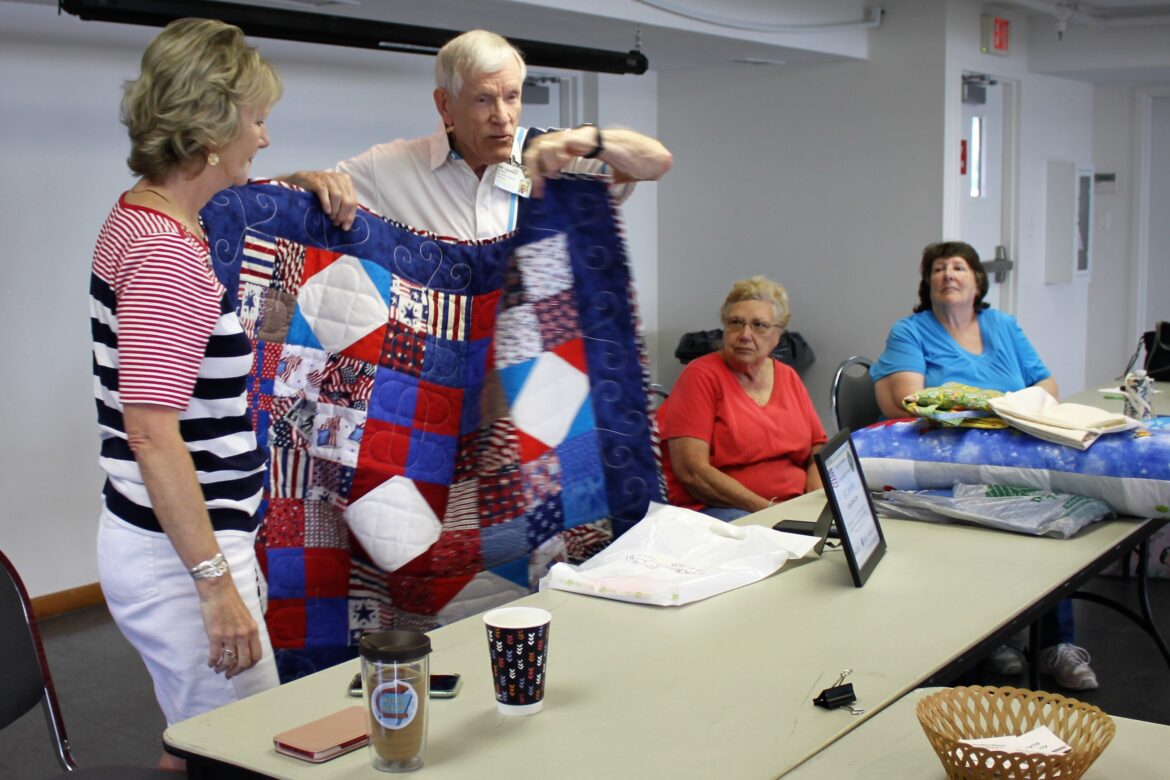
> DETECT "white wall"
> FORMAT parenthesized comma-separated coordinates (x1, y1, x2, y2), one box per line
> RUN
(597, 72, 661, 381)
(1013, 75, 1093, 392)
(0, 1, 659, 597)
(656, 0, 950, 423)
(1149, 96, 1170, 324)
(1088, 84, 1140, 381)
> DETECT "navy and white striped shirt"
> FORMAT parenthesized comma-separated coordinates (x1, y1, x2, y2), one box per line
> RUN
(90, 197, 266, 533)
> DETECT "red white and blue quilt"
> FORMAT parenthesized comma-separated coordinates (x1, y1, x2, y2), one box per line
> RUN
(201, 178, 661, 678)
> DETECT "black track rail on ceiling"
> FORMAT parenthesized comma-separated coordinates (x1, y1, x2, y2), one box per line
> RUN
(58, 0, 649, 74)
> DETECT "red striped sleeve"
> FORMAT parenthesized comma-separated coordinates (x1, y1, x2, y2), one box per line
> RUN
(115, 231, 223, 409)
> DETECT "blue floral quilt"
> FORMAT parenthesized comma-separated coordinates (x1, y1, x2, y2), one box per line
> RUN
(854, 419, 1170, 519)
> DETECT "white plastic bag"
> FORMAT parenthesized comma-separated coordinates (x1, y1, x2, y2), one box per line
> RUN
(541, 503, 819, 606)
(872, 483, 1114, 539)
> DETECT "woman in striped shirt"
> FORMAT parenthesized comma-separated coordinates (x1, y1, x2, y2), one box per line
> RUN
(90, 18, 281, 768)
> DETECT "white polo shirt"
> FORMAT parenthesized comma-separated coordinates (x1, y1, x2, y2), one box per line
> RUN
(335, 123, 630, 241)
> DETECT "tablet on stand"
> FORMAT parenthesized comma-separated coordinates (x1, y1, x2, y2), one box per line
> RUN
(813, 428, 888, 587)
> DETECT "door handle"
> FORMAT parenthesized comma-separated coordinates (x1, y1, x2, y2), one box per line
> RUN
(982, 245, 1014, 284)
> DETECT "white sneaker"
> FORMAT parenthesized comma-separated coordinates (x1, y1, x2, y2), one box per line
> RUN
(989, 644, 1025, 675)
(1039, 643, 1099, 690)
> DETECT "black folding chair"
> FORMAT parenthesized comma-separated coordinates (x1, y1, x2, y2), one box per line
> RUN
(830, 355, 882, 433)
(0, 548, 173, 777)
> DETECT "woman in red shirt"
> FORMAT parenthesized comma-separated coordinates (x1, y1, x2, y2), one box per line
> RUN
(659, 276, 827, 521)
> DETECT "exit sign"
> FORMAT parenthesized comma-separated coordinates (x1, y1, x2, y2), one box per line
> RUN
(981, 14, 1010, 56)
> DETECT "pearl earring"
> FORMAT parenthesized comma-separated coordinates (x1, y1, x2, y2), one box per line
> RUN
(208, 152, 220, 166)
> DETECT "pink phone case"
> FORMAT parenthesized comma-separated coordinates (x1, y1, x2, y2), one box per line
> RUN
(273, 705, 369, 763)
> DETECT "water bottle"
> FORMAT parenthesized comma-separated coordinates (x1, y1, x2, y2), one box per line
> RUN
(1123, 369, 1155, 422)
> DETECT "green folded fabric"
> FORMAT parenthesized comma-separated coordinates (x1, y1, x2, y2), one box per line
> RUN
(903, 382, 1008, 429)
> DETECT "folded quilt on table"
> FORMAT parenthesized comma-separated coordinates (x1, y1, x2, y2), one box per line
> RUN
(854, 419, 1170, 519)
(201, 178, 663, 679)
(986, 386, 1139, 450)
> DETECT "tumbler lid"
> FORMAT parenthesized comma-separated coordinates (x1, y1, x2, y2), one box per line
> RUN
(359, 630, 431, 662)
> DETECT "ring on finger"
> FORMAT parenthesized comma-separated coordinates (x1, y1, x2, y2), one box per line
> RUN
(220, 647, 237, 663)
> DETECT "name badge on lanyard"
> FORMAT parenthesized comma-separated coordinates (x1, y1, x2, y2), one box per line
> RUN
(494, 159, 531, 198)
(498, 128, 530, 232)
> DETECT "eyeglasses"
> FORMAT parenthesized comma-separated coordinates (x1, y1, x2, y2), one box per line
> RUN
(723, 318, 780, 336)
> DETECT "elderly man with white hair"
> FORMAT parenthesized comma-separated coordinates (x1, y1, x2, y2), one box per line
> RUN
(288, 28, 672, 237)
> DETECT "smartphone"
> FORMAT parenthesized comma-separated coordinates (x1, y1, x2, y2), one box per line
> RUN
(429, 673, 462, 698)
(347, 672, 462, 699)
(273, 705, 368, 763)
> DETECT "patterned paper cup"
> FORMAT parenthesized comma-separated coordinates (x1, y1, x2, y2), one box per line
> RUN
(483, 607, 552, 716)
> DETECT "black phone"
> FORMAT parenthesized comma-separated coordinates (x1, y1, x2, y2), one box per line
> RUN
(773, 519, 840, 538)
(347, 672, 462, 698)
(429, 673, 463, 698)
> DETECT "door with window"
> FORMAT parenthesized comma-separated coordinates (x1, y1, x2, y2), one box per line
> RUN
(959, 72, 1011, 313)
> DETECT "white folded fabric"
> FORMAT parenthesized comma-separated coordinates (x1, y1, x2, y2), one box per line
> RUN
(987, 387, 1140, 450)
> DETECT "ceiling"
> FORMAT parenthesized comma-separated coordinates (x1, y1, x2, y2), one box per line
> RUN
(43, 0, 879, 71)
(32, 0, 1170, 81)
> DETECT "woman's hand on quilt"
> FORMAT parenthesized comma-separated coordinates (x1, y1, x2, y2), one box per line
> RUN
(197, 576, 264, 679)
(282, 170, 358, 231)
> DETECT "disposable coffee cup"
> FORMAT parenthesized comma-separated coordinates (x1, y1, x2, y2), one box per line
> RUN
(359, 631, 431, 772)
(483, 607, 551, 716)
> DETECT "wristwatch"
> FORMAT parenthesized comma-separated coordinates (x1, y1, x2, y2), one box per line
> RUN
(189, 552, 229, 580)
(578, 122, 604, 159)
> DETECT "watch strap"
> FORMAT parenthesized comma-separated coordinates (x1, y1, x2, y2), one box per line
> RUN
(580, 123, 603, 159)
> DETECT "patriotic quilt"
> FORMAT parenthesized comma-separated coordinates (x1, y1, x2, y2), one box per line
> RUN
(201, 178, 662, 678)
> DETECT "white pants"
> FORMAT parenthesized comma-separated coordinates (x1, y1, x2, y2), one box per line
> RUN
(97, 510, 279, 725)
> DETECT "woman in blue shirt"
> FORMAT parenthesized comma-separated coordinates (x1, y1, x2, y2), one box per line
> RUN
(871, 242, 1096, 692)
(871, 241, 1057, 418)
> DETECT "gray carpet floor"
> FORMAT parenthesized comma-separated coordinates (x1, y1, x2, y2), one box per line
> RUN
(2, 576, 1168, 776)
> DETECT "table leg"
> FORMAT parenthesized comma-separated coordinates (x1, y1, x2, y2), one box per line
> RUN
(1071, 540, 1170, 672)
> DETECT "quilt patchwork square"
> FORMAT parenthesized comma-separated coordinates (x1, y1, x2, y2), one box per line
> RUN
(380, 320, 428, 377)
(272, 237, 307, 295)
(258, 288, 296, 344)
(317, 353, 376, 410)
(275, 344, 328, 401)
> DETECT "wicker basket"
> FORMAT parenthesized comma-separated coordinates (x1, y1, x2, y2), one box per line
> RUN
(916, 686, 1115, 779)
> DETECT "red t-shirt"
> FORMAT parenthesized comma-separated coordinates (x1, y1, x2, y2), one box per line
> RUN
(658, 352, 827, 510)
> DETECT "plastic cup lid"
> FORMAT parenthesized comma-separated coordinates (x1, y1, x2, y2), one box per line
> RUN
(359, 630, 431, 662)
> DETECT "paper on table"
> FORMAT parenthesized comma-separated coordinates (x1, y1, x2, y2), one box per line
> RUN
(957, 725, 1072, 756)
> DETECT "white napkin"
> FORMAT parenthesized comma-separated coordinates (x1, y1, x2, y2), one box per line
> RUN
(988, 386, 1139, 450)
